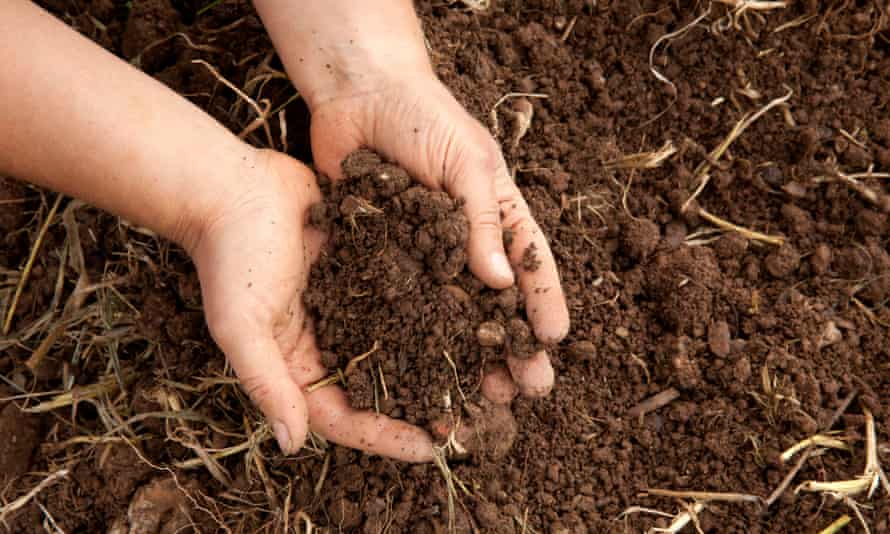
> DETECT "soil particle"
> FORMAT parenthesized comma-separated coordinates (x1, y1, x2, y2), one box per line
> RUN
(620, 217, 660, 262)
(832, 246, 872, 279)
(856, 208, 886, 237)
(566, 339, 596, 361)
(120, 477, 195, 534)
(521, 242, 541, 272)
(451, 400, 517, 460)
(506, 317, 535, 359)
(474, 500, 508, 530)
(811, 243, 833, 274)
(121, 0, 180, 72)
(100, 444, 154, 500)
(344, 366, 375, 411)
(707, 320, 731, 358)
(713, 232, 748, 259)
(645, 246, 720, 334)
(669, 337, 702, 390)
(765, 243, 801, 278)
(0, 403, 41, 480)
(328, 497, 361, 530)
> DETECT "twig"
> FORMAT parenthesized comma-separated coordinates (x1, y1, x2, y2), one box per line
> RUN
(604, 140, 677, 170)
(489, 93, 549, 137)
(628, 387, 680, 418)
(764, 389, 857, 508)
(642, 489, 761, 503)
(3, 193, 63, 335)
(192, 59, 275, 148)
(0, 469, 69, 522)
(649, 7, 712, 100)
(818, 515, 851, 534)
(306, 341, 381, 392)
(697, 208, 785, 246)
(683, 88, 793, 213)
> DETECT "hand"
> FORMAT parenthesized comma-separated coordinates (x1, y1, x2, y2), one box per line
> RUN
(188, 149, 433, 461)
(309, 74, 571, 402)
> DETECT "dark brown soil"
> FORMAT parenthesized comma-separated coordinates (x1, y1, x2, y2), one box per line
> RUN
(2, 0, 890, 532)
(304, 149, 538, 426)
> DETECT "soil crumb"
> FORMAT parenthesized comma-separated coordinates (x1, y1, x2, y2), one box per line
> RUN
(304, 150, 540, 431)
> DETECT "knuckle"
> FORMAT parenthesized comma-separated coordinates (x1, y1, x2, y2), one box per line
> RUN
(471, 204, 501, 231)
(238, 373, 275, 409)
(500, 196, 532, 230)
(448, 133, 503, 188)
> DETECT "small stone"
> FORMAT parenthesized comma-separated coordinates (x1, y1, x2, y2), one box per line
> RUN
(782, 182, 807, 198)
(477, 321, 507, 347)
(547, 463, 561, 483)
(708, 321, 731, 357)
(759, 165, 785, 187)
(734, 356, 752, 383)
(615, 326, 630, 339)
(817, 321, 843, 349)
(671, 338, 702, 390)
(620, 218, 660, 261)
(567, 340, 596, 361)
(474, 500, 505, 530)
(765, 244, 800, 278)
(443, 285, 471, 306)
(506, 318, 535, 359)
(811, 244, 832, 275)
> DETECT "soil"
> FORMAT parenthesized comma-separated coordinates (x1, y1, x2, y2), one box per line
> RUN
(1, 0, 890, 532)
(304, 149, 538, 429)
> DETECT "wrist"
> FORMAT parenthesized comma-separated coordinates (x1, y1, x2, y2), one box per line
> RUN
(254, 0, 434, 110)
(170, 144, 265, 257)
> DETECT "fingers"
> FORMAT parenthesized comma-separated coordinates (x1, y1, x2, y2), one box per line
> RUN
(498, 177, 570, 343)
(446, 141, 514, 288)
(305, 387, 434, 463)
(224, 333, 310, 455)
(286, 324, 435, 462)
(480, 362, 519, 404)
(507, 350, 554, 398)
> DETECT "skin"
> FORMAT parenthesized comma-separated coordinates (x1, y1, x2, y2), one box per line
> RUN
(0, 0, 570, 461)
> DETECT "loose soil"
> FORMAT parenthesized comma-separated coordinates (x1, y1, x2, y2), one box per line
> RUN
(2, 0, 890, 532)
(304, 149, 538, 436)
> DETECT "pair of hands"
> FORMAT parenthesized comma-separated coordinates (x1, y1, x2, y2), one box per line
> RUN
(3, 0, 568, 463)
(192, 74, 570, 462)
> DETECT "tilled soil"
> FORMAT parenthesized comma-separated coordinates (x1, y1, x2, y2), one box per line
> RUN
(2, 0, 890, 532)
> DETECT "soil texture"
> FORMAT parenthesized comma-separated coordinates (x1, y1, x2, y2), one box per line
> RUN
(304, 150, 538, 433)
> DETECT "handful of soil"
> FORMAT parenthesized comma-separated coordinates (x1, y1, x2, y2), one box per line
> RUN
(304, 150, 539, 438)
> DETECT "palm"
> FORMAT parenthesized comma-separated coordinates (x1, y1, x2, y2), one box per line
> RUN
(310, 77, 569, 400)
(191, 150, 432, 461)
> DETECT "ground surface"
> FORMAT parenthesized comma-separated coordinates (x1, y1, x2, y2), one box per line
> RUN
(2, 0, 890, 532)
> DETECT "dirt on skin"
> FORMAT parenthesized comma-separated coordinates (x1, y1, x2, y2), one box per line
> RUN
(304, 149, 538, 434)
(1, 0, 890, 532)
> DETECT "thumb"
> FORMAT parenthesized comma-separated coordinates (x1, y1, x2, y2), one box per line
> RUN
(222, 332, 309, 455)
(309, 107, 364, 181)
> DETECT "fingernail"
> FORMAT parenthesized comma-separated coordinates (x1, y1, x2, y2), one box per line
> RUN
(491, 252, 514, 282)
(273, 422, 294, 455)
